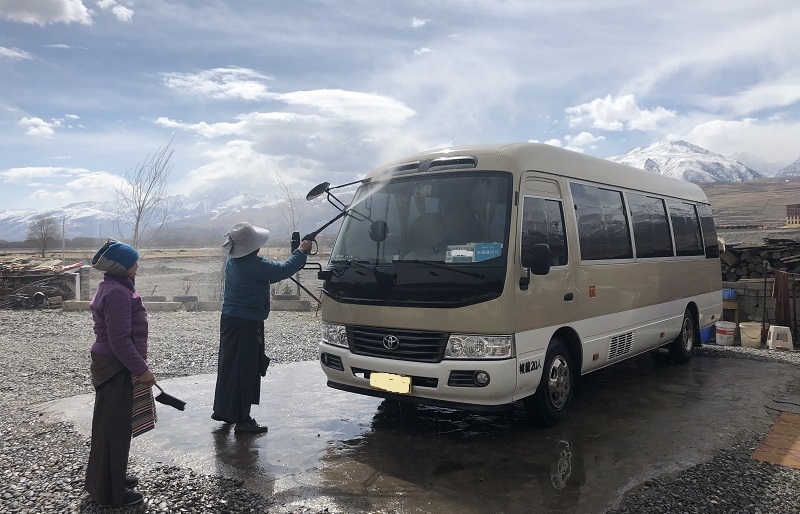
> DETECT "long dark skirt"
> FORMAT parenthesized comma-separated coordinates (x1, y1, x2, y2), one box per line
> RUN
(85, 359, 133, 507)
(212, 314, 263, 423)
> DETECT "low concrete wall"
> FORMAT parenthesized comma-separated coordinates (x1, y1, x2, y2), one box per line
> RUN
(185, 301, 221, 312)
(62, 300, 90, 311)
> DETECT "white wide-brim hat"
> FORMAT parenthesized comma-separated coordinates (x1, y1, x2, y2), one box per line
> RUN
(223, 222, 270, 258)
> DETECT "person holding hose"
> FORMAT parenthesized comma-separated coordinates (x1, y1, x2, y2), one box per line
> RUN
(86, 239, 157, 508)
(212, 222, 312, 433)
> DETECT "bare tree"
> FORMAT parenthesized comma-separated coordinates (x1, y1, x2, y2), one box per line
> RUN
(272, 171, 306, 298)
(116, 137, 176, 250)
(27, 215, 58, 258)
(272, 171, 305, 233)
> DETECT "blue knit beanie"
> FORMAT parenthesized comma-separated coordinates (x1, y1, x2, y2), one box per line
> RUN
(92, 239, 139, 275)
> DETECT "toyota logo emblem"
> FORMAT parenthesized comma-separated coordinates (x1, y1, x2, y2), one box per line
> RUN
(383, 335, 400, 350)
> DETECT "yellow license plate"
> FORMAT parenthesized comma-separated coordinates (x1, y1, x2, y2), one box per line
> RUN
(370, 372, 412, 394)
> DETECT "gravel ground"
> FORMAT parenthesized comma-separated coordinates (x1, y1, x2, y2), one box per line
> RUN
(0, 309, 321, 514)
(0, 309, 798, 513)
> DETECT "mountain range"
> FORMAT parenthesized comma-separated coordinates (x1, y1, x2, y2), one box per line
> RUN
(2, 140, 800, 242)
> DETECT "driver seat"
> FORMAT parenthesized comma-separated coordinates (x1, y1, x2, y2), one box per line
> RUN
(404, 213, 444, 259)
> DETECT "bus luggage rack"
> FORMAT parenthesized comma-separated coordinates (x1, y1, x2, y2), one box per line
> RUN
(347, 325, 449, 363)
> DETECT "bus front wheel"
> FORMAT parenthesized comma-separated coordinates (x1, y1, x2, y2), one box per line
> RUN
(669, 309, 696, 364)
(525, 338, 574, 427)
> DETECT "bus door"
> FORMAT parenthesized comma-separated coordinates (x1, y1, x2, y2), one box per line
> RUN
(514, 173, 576, 345)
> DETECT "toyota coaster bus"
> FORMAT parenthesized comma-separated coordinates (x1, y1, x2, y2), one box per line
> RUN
(314, 142, 722, 425)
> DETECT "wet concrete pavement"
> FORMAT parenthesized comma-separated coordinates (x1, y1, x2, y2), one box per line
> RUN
(40, 354, 797, 514)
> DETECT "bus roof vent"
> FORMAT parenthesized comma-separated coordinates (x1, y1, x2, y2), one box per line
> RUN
(608, 331, 635, 360)
(387, 161, 421, 174)
(424, 155, 478, 172)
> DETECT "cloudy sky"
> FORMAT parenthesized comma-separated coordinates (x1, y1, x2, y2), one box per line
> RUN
(1, 0, 800, 210)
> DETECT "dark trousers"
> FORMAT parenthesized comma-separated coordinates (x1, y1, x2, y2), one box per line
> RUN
(85, 367, 133, 507)
(213, 314, 263, 423)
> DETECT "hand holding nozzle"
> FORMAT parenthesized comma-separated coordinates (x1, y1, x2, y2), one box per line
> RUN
(298, 240, 313, 254)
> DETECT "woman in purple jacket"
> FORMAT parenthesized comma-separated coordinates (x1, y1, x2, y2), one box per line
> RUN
(85, 239, 157, 508)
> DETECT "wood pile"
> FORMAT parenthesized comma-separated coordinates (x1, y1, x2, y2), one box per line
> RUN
(721, 238, 800, 281)
(0, 258, 66, 274)
(0, 258, 83, 308)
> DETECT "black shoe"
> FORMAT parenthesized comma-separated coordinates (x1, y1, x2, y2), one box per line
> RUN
(99, 490, 143, 507)
(125, 475, 139, 489)
(123, 490, 143, 506)
(211, 413, 233, 424)
(234, 419, 269, 433)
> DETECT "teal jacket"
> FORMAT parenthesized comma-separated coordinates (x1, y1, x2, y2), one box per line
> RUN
(222, 249, 308, 321)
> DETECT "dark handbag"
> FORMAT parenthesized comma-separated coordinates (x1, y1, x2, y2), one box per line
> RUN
(257, 322, 269, 377)
(258, 351, 270, 376)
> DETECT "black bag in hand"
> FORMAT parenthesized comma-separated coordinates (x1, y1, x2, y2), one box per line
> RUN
(258, 352, 270, 377)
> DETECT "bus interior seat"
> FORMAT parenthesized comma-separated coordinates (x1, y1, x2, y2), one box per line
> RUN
(404, 213, 444, 259)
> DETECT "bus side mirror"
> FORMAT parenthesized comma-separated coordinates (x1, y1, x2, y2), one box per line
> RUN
(521, 243, 551, 276)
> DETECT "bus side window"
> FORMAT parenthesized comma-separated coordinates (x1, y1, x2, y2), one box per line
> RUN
(522, 197, 568, 266)
(668, 200, 704, 257)
(696, 203, 720, 258)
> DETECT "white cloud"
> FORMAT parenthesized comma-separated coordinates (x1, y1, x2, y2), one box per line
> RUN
(698, 74, 800, 117)
(685, 118, 800, 164)
(565, 131, 605, 149)
(45, 43, 72, 49)
(0, 46, 33, 60)
(181, 140, 321, 196)
(276, 89, 417, 125)
(3, 167, 122, 204)
(1, 166, 64, 183)
(566, 94, 676, 131)
(411, 17, 428, 28)
(0, 0, 92, 25)
(65, 114, 80, 119)
(414, 47, 431, 57)
(95, 0, 133, 22)
(64, 170, 126, 198)
(31, 189, 73, 202)
(18, 117, 62, 137)
(162, 67, 274, 101)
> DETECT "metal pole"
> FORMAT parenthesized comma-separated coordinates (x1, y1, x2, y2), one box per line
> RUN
(762, 260, 768, 346)
(62, 218, 66, 261)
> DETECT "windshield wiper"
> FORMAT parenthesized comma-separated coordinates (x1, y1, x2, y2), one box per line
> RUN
(331, 259, 396, 278)
(392, 259, 485, 279)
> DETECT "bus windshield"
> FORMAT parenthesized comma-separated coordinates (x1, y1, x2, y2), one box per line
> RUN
(331, 172, 511, 264)
(325, 172, 512, 307)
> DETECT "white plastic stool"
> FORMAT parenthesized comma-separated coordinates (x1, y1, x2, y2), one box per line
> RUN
(767, 325, 794, 350)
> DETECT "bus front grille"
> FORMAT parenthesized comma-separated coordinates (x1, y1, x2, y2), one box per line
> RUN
(347, 325, 449, 363)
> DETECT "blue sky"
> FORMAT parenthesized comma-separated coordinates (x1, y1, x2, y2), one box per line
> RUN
(1, 0, 800, 210)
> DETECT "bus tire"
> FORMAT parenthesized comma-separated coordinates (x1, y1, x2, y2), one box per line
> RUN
(525, 338, 574, 427)
(669, 309, 696, 364)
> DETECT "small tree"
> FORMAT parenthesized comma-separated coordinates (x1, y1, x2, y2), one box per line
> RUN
(27, 215, 58, 258)
(116, 137, 175, 250)
(272, 171, 305, 298)
(273, 171, 305, 234)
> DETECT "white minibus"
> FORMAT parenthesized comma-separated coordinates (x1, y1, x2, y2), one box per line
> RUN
(314, 142, 722, 425)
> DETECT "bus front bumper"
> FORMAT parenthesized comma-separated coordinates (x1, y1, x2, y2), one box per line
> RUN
(319, 342, 522, 409)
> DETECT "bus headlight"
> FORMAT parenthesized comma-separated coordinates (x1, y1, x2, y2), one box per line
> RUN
(444, 334, 514, 359)
(321, 323, 349, 348)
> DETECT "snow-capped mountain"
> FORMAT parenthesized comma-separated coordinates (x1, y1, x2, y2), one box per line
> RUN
(608, 140, 763, 183)
(728, 152, 787, 177)
(0, 191, 344, 242)
(777, 157, 800, 177)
